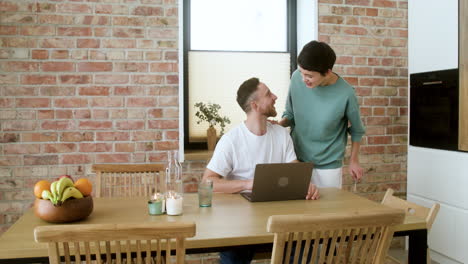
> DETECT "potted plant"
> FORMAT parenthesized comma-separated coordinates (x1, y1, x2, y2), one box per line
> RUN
(194, 102, 231, 150)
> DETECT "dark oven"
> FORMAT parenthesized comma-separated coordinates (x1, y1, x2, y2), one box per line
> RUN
(410, 68, 459, 151)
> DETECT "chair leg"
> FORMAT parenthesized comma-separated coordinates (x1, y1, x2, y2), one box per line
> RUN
(385, 255, 402, 264)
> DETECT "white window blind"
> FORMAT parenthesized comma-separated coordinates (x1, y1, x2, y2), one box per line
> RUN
(188, 51, 290, 141)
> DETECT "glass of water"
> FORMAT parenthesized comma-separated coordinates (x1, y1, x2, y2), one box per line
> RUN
(198, 179, 213, 207)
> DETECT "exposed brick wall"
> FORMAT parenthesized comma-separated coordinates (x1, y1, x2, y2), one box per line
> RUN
(0, 0, 179, 233)
(0, 0, 408, 236)
(318, 0, 408, 201)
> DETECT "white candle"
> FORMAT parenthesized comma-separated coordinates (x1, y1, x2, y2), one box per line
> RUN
(166, 196, 183, 215)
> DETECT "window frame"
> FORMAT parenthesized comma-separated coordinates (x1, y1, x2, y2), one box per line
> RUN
(183, 0, 297, 150)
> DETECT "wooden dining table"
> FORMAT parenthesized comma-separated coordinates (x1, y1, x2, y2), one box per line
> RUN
(0, 188, 428, 264)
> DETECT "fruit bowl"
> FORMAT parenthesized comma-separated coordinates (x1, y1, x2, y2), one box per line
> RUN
(34, 196, 93, 223)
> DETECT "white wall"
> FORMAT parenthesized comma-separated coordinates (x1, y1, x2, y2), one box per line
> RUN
(408, 0, 467, 263)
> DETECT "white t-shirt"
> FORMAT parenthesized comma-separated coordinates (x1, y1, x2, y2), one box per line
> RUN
(207, 122, 297, 181)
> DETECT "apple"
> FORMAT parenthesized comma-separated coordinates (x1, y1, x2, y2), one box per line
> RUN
(56, 175, 73, 182)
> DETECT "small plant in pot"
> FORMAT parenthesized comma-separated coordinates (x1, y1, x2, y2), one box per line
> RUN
(194, 102, 231, 150)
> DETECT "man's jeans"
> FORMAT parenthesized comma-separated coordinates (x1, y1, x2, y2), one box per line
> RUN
(219, 248, 255, 264)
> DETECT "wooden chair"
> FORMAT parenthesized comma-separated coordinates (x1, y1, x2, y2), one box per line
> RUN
(34, 222, 196, 264)
(267, 210, 405, 264)
(381, 188, 440, 264)
(92, 164, 165, 198)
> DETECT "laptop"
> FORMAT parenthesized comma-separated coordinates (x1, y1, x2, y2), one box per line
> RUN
(241, 162, 313, 202)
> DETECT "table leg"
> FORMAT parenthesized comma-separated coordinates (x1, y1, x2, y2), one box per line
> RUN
(408, 229, 427, 264)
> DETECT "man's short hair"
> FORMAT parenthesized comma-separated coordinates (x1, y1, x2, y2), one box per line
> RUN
(298, 41, 336, 76)
(237, 77, 260, 113)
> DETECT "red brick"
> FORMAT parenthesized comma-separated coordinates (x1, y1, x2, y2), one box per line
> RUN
(3, 87, 35, 96)
(41, 120, 75, 130)
(38, 110, 54, 119)
(345, 0, 370, 5)
(95, 75, 129, 84)
(159, 96, 177, 107)
(96, 132, 130, 141)
(372, 107, 385, 116)
(21, 132, 57, 142)
(33, 2, 56, 12)
(154, 141, 178, 150)
(148, 29, 177, 39)
(40, 86, 75, 96)
(51, 50, 69, 59)
(157, 40, 177, 49)
(92, 109, 109, 119)
(113, 28, 144, 38)
(115, 143, 135, 152)
(96, 154, 130, 163)
(386, 125, 407, 135)
(2, 61, 39, 72)
(150, 62, 177, 73)
(148, 152, 166, 162)
(74, 109, 91, 119)
(366, 116, 391, 125)
(0, 25, 16, 35)
(368, 136, 392, 145)
(79, 143, 112, 152)
(4, 144, 40, 154)
(132, 6, 163, 16)
(164, 51, 178, 61)
(390, 98, 407, 107)
(54, 98, 88, 108)
(16, 98, 50, 108)
(91, 98, 123, 107)
(61, 132, 94, 142)
(2, 37, 37, 48)
(2, 120, 37, 131)
(146, 51, 162, 60)
(57, 3, 92, 13)
(0, 75, 17, 84)
(148, 108, 163, 118)
(75, 16, 109, 25)
(127, 98, 156, 107)
(44, 143, 76, 153)
(38, 15, 73, 25)
(78, 62, 112, 72)
(359, 78, 385, 86)
(77, 39, 100, 48)
(94, 27, 111, 37)
(163, 108, 178, 118)
(59, 74, 92, 84)
(61, 154, 92, 164)
(165, 7, 177, 16)
(148, 120, 178, 129)
(166, 75, 178, 84)
(0, 156, 22, 166)
(96, 4, 128, 14)
(385, 145, 407, 154)
(132, 131, 162, 141)
(0, 1, 18, 11)
(0, 133, 19, 143)
(363, 97, 388, 106)
(373, 0, 396, 8)
(24, 155, 58, 165)
(21, 75, 56, 84)
(58, 27, 92, 36)
(114, 62, 148, 72)
(42, 62, 74, 72)
(79, 121, 112, 130)
(55, 110, 73, 119)
(116, 120, 145, 130)
(113, 17, 145, 26)
(32, 50, 48, 59)
(21, 26, 55, 36)
(40, 38, 75, 48)
(79, 86, 110, 96)
(102, 39, 135, 48)
(165, 131, 178, 140)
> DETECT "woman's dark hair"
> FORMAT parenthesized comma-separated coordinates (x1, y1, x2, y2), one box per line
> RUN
(298, 41, 336, 76)
(237, 77, 260, 113)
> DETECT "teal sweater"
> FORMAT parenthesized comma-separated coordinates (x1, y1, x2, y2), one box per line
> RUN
(283, 70, 366, 169)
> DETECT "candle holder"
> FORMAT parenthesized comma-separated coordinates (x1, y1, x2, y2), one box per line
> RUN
(148, 191, 165, 215)
(165, 190, 183, 216)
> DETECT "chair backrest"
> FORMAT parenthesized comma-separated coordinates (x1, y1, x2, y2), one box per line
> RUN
(92, 164, 165, 198)
(34, 222, 196, 264)
(382, 188, 440, 229)
(267, 210, 405, 264)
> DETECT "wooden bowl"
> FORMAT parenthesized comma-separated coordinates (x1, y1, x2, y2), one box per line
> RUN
(34, 196, 93, 223)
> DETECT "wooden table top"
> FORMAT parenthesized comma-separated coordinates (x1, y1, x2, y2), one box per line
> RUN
(0, 188, 426, 260)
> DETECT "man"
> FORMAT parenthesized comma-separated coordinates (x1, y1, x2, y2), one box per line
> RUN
(202, 77, 319, 264)
(279, 40, 366, 188)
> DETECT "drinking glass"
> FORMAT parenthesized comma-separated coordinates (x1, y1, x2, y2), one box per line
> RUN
(198, 180, 213, 207)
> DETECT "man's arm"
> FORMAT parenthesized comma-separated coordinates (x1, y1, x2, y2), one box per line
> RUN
(348, 141, 363, 181)
(202, 168, 253, 194)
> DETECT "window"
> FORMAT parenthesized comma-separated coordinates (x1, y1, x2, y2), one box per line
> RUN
(183, 0, 298, 148)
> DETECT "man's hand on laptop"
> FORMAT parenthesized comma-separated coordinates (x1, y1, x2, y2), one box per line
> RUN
(306, 183, 320, 200)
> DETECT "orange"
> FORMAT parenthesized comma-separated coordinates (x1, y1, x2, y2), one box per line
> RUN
(74, 178, 93, 196)
(34, 180, 51, 199)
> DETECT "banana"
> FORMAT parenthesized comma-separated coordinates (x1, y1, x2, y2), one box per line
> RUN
(60, 187, 83, 202)
(56, 177, 74, 201)
(41, 190, 53, 201)
(50, 181, 59, 204)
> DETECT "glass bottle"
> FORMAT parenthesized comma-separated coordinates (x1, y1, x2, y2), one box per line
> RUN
(165, 150, 183, 215)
